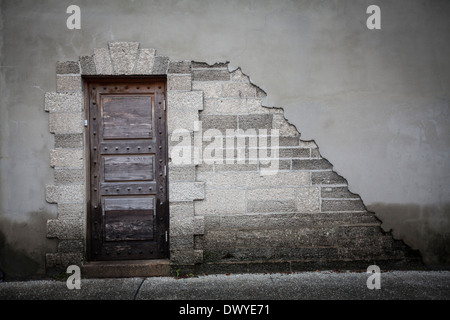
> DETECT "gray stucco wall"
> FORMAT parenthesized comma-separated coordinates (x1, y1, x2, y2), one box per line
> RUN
(0, 0, 449, 278)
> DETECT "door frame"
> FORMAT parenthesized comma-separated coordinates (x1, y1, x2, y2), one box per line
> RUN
(83, 75, 169, 261)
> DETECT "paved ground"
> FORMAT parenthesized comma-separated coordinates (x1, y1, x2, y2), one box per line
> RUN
(0, 270, 449, 300)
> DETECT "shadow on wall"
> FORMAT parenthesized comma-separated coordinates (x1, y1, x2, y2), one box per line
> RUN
(368, 203, 450, 267)
(0, 211, 57, 280)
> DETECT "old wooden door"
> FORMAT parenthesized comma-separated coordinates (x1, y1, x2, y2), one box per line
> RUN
(86, 78, 168, 261)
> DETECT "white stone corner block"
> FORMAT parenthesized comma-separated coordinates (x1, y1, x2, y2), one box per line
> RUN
(108, 42, 140, 75)
(135, 48, 157, 75)
(94, 48, 113, 75)
(46, 184, 84, 204)
(50, 149, 83, 168)
(44, 92, 83, 113)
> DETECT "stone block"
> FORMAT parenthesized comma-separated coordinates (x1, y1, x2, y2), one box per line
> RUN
(170, 250, 196, 265)
(298, 227, 337, 247)
(44, 92, 82, 113)
(238, 114, 273, 131)
(247, 200, 297, 213)
(56, 75, 82, 93)
(203, 231, 236, 249)
(272, 114, 299, 136)
(56, 61, 80, 74)
(170, 201, 195, 217)
(109, 42, 140, 74)
(296, 187, 320, 213)
(167, 109, 199, 133)
(167, 90, 203, 111)
(171, 214, 194, 236)
(193, 69, 230, 81)
(246, 98, 271, 114)
(215, 98, 246, 114)
(292, 159, 333, 170)
(94, 48, 113, 74)
(168, 74, 192, 91)
(231, 68, 250, 83)
(204, 216, 221, 230)
(236, 171, 310, 188)
(192, 61, 228, 69)
(337, 225, 383, 239)
(235, 230, 271, 247)
(321, 186, 360, 199)
(54, 133, 83, 149)
(278, 137, 298, 148)
(321, 199, 366, 212)
(168, 165, 196, 181)
(279, 148, 310, 158)
(214, 163, 258, 172)
(311, 171, 347, 185)
(266, 213, 307, 229)
(79, 55, 96, 75)
(220, 215, 266, 230)
(194, 216, 205, 235)
(46, 253, 84, 269)
(222, 83, 256, 97)
(199, 115, 237, 132)
(54, 168, 84, 185)
(310, 148, 321, 159)
(50, 149, 83, 168)
(152, 56, 169, 74)
(57, 203, 84, 219)
(169, 182, 205, 202)
(46, 184, 84, 204)
(47, 219, 83, 240)
(194, 250, 204, 264)
(196, 171, 238, 188)
(58, 240, 84, 253)
(49, 112, 83, 134)
(168, 60, 192, 74)
(135, 48, 156, 74)
(259, 159, 291, 171)
(299, 140, 318, 148)
(192, 81, 223, 98)
(170, 235, 194, 250)
(256, 87, 267, 98)
(195, 188, 246, 215)
(247, 188, 296, 201)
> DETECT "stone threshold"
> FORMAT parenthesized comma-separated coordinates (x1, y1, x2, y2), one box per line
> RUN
(81, 259, 170, 278)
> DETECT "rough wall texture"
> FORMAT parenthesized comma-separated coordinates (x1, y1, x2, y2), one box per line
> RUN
(45, 42, 421, 274)
(1, 0, 448, 278)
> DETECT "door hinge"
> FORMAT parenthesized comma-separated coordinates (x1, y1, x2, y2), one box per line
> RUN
(165, 230, 168, 242)
(163, 100, 166, 111)
(84, 119, 88, 127)
(164, 165, 167, 176)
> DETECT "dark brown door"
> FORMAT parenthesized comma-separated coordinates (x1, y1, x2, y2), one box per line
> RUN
(86, 78, 168, 261)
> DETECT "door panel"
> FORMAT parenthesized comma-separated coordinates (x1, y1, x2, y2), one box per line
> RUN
(104, 197, 155, 241)
(102, 96, 153, 139)
(103, 155, 154, 181)
(87, 78, 168, 261)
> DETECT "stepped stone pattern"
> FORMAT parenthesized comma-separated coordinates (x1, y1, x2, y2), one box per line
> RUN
(45, 42, 422, 274)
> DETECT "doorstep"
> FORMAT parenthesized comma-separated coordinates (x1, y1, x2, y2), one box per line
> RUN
(81, 259, 170, 278)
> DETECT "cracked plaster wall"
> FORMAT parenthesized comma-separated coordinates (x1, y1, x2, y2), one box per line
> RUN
(0, 0, 449, 277)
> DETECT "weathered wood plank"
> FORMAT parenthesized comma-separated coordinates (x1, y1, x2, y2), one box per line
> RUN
(102, 96, 153, 139)
(104, 197, 154, 211)
(105, 210, 154, 241)
(103, 155, 154, 181)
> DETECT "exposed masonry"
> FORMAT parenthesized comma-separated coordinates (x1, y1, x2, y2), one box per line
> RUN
(44, 42, 421, 273)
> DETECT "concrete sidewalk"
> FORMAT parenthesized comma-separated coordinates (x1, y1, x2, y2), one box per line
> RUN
(0, 271, 449, 300)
